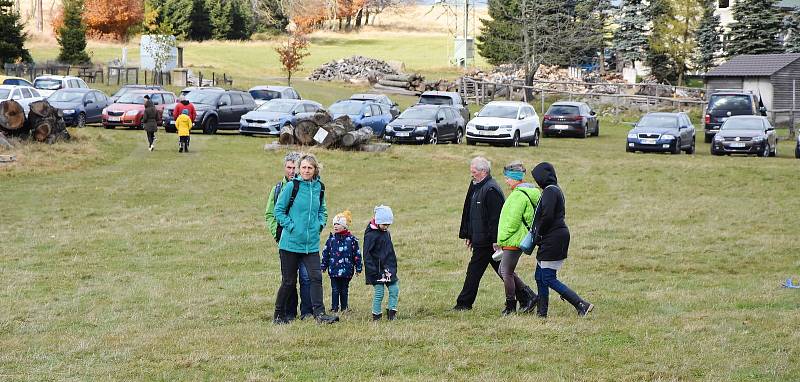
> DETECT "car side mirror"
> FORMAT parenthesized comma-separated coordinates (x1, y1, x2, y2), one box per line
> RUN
(12, 95, 20, 100)
(291, 110, 297, 115)
(766, 126, 775, 131)
(364, 112, 372, 118)
(84, 99, 93, 105)
(680, 125, 688, 129)
(436, 117, 444, 123)
(518, 115, 525, 120)
(473, 112, 479, 118)
(590, 111, 596, 116)
(219, 101, 228, 107)
(759, 106, 767, 112)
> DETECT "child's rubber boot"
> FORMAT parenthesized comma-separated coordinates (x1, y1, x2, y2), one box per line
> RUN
(372, 312, 382, 321)
(386, 309, 397, 321)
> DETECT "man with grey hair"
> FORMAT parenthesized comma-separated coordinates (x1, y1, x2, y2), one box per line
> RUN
(455, 157, 537, 311)
(265, 151, 312, 320)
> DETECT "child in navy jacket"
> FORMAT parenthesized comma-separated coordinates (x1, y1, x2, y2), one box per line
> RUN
(363, 205, 399, 321)
(321, 210, 362, 312)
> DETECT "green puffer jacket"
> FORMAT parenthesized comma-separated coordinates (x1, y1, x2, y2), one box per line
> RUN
(497, 184, 541, 248)
(264, 176, 290, 240)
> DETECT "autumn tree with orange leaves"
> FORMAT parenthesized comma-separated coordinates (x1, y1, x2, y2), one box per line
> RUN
(274, 27, 309, 86)
(83, 0, 143, 40)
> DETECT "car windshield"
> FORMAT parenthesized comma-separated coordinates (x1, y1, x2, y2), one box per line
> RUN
(329, 101, 363, 115)
(250, 89, 281, 101)
(257, 101, 295, 113)
(547, 105, 579, 116)
(478, 105, 518, 118)
(637, 115, 678, 129)
(708, 95, 752, 111)
(0, 89, 10, 99)
(34, 79, 62, 90)
(185, 91, 221, 105)
(418, 95, 454, 106)
(722, 118, 764, 130)
(116, 93, 147, 104)
(49, 91, 83, 102)
(399, 107, 437, 120)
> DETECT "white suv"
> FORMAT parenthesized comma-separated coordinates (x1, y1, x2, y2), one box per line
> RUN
(33, 75, 89, 97)
(466, 101, 541, 147)
(0, 85, 44, 116)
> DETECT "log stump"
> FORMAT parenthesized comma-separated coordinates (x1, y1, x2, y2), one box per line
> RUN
(279, 125, 295, 145)
(342, 126, 374, 147)
(0, 100, 25, 133)
(294, 120, 319, 146)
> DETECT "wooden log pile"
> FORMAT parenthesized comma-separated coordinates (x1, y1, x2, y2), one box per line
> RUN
(308, 56, 399, 82)
(280, 110, 374, 150)
(0, 99, 70, 144)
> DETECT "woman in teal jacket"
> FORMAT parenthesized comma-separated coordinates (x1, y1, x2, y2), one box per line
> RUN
(273, 153, 338, 324)
(496, 161, 541, 316)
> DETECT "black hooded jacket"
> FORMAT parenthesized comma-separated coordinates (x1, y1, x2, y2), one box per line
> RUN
(458, 175, 505, 247)
(363, 222, 398, 285)
(531, 162, 569, 261)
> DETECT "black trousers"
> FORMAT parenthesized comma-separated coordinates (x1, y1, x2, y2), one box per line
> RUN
(146, 131, 156, 146)
(275, 249, 325, 317)
(456, 245, 527, 307)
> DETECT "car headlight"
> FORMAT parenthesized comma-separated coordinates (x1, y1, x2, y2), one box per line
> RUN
(62, 109, 75, 114)
(125, 110, 140, 116)
(661, 134, 675, 140)
(415, 125, 429, 132)
(101, 108, 107, 115)
(500, 125, 512, 130)
(714, 134, 724, 141)
(385, 126, 394, 132)
(752, 136, 765, 142)
(627, 133, 637, 139)
(466, 123, 475, 129)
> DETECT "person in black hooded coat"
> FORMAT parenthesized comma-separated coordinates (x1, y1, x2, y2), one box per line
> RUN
(530, 162, 593, 317)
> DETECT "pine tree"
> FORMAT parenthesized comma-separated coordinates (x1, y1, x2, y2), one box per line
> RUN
(57, 0, 91, 64)
(476, 0, 522, 66)
(614, 0, 649, 67)
(227, 0, 254, 40)
(208, 0, 233, 40)
(727, 0, 783, 56)
(161, 0, 194, 40)
(0, 0, 32, 63)
(189, 0, 212, 40)
(645, 0, 678, 82)
(695, 0, 722, 71)
(783, 8, 800, 53)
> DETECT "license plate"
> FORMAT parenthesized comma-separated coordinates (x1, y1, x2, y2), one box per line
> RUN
(108, 116, 120, 122)
(729, 142, 746, 148)
(552, 125, 569, 130)
(640, 138, 657, 144)
(396, 132, 410, 137)
(478, 130, 492, 136)
(249, 123, 262, 128)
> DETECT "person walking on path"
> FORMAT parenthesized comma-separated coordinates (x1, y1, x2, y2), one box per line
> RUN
(321, 210, 362, 312)
(497, 161, 541, 316)
(142, 95, 158, 151)
(273, 153, 339, 325)
(454, 156, 537, 312)
(364, 205, 399, 321)
(265, 152, 312, 321)
(175, 109, 192, 153)
(530, 162, 593, 318)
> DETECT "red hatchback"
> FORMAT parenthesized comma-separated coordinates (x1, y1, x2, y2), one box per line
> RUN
(103, 90, 176, 129)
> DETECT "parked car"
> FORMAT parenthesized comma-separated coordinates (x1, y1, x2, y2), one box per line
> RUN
(102, 90, 175, 129)
(465, 101, 540, 147)
(417, 91, 470, 122)
(350, 93, 399, 118)
(239, 99, 323, 136)
(32, 75, 88, 97)
(248, 86, 300, 107)
(0, 85, 44, 116)
(542, 101, 599, 138)
(384, 104, 465, 144)
(179, 86, 224, 98)
(703, 89, 766, 143)
(48, 88, 111, 127)
(164, 88, 255, 134)
(328, 99, 393, 136)
(711, 115, 777, 157)
(110, 85, 164, 103)
(0, 75, 33, 87)
(626, 112, 696, 154)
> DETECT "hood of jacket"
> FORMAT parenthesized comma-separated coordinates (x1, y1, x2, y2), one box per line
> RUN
(532, 162, 558, 188)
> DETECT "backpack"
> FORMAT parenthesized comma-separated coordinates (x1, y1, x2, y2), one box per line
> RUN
(274, 178, 325, 242)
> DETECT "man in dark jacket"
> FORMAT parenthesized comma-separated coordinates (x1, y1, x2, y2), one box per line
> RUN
(530, 162, 593, 317)
(454, 156, 537, 311)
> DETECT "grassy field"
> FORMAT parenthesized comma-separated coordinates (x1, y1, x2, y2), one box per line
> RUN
(2, 109, 800, 380)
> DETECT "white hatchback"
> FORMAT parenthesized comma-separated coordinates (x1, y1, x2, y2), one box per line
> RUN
(0, 85, 44, 116)
(466, 101, 541, 147)
(33, 75, 89, 97)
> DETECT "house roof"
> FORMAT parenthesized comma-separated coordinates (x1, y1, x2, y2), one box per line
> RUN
(705, 53, 800, 77)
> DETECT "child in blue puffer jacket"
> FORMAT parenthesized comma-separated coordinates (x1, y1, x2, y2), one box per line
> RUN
(321, 210, 362, 312)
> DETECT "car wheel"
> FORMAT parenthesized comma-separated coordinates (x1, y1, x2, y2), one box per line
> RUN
(452, 128, 463, 144)
(761, 144, 770, 157)
(796, 144, 800, 158)
(591, 123, 599, 137)
(77, 112, 86, 128)
(672, 138, 681, 154)
(203, 116, 218, 134)
(530, 130, 540, 147)
(104, 125, 113, 130)
(466, 138, 476, 146)
(511, 131, 520, 147)
(685, 137, 695, 154)
(580, 125, 588, 139)
(428, 129, 438, 145)
(769, 143, 777, 157)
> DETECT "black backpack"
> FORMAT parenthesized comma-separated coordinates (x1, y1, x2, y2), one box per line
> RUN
(274, 178, 325, 242)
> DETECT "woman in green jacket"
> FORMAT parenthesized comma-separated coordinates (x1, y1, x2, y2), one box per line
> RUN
(497, 161, 541, 316)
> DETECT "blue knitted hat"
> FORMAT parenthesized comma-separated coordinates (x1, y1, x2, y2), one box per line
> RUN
(374, 205, 393, 225)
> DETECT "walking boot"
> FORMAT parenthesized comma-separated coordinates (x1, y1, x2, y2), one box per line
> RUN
(314, 312, 340, 324)
(560, 288, 594, 317)
(372, 312, 382, 321)
(501, 298, 517, 316)
(272, 309, 289, 325)
(518, 285, 539, 314)
(386, 309, 397, 321)
(536, 296, 549, 318)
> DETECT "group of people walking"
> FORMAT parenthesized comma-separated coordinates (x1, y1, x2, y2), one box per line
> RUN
(141, 96, 195, 153)
(263, 152, 592, 324)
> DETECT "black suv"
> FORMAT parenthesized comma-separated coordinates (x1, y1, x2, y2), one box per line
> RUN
(703, 89, 766, 143)
(165, 88, 256, 134)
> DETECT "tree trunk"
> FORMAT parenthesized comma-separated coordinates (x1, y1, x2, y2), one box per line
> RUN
(341, 126, 373, 147)
(346, 15, 352, 31)
(354, 8, 363, 29)
(0, 100, 25, 132)
(294, 120, 319, 145)
(279, 125, 295, 145)
(365, 8, 370, 25)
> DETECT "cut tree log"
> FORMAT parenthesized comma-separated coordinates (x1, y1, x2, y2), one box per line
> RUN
(294, 120, 319, 145)
(26, 100, 70, 143)
(318, 123, 349, 149)
(378, 79, 411, 89)
(279, 124, 295, 145)
(333, 115, 354, 131)
(296, 110, 332, 127)
(384, 74, 412, 82)
(341, 126, 374, 147)
(0, 100, 25, 132)
(373, 84, 420, 96)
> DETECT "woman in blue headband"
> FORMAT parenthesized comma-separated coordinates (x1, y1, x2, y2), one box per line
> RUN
(495, 161, 541, 316)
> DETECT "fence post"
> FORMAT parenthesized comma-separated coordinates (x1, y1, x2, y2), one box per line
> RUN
(541, 88, 545, 115)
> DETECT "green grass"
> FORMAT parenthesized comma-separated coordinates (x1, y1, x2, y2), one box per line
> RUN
(2, 114, 799, 380)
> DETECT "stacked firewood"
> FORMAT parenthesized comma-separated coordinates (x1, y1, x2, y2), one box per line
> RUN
(0, 100, 70, 144)
(278, 110, 374, 149)
(308, 56, 399, 82)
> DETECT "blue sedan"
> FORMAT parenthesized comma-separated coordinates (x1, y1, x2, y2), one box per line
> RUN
(626, 112, 696, 154)
(48, 88, 111, 127)
(239, 99, 323, 136)
(328, 100, 392, 136)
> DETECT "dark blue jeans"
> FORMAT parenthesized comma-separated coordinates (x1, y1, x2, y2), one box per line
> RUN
(534, 263, 572, 314)
(298, 262, 312, 315)
(329, 277, 351, 310)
